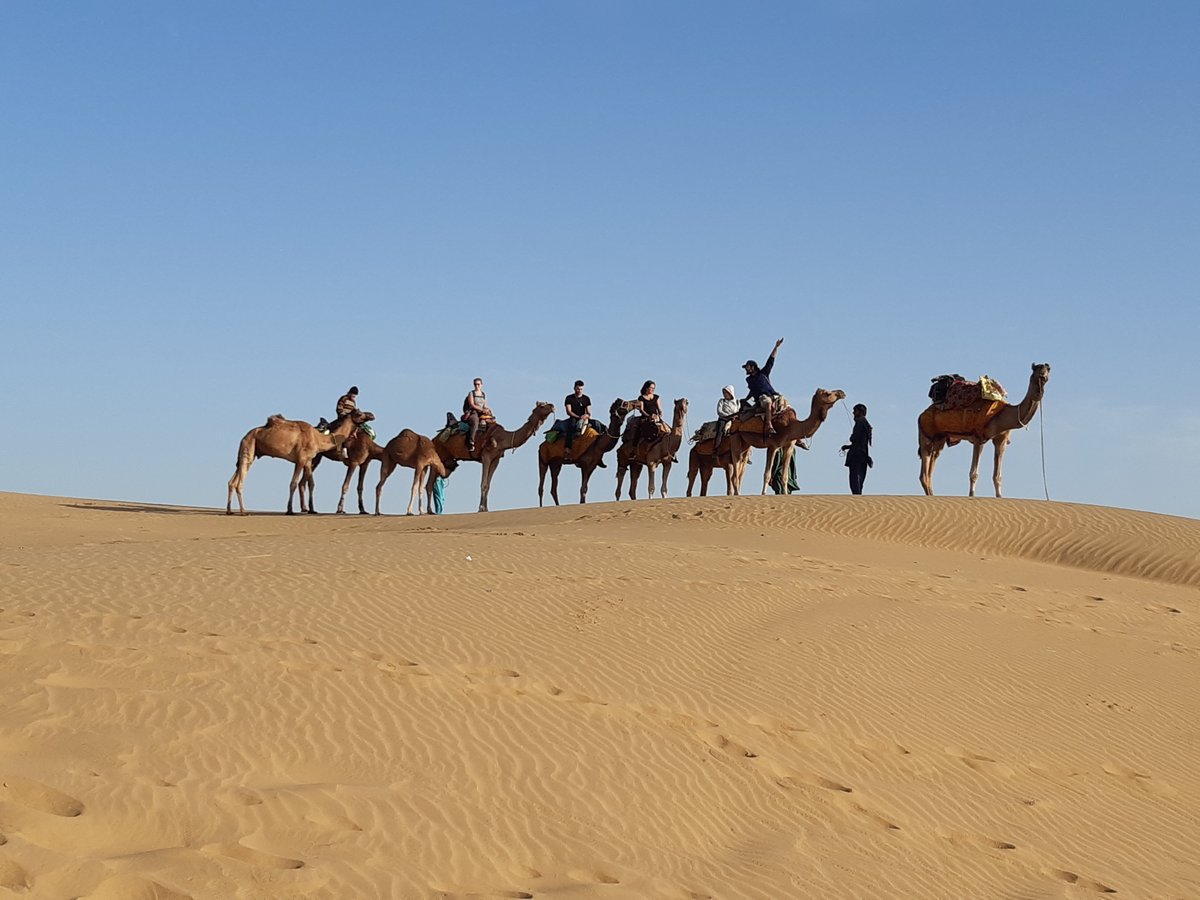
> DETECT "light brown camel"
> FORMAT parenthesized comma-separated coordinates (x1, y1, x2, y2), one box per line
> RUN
(438, 401, 555, 512)
(918, 363, 1051, 497)
(309, 425, 387, 514)
(728, 389, 846, 495)
(537, 399, 637, 506)
(685, 438, 750, 497)
(226, 410, 372, 515)
(374, 429, 460, 515)
(614, 398, 688, 500)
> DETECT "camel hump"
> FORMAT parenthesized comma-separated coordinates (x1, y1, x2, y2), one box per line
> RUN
(265, 413, 287, 426)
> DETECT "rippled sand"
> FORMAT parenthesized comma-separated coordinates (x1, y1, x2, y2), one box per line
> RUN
(1, 492, 1197, 898)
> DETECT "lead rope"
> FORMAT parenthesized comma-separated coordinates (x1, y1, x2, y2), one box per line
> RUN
(1038, 399, 1050, 501)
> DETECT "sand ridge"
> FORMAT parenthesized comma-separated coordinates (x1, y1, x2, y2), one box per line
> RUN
(0, 492, 1197, 898)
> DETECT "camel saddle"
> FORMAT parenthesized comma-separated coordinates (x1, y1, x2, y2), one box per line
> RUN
(729, 399, 793, 436)
(919, 399, 1006, 444)
(691, 420, 720, 443)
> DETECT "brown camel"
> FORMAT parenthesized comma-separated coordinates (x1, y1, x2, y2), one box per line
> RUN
(373, 429, 459, 515)
(614, 398, 688, 500)
(918, 363, 1051, 497)
(685, 438, 750, 497)
(309, 425, 387, 514)
(728, 389, 846, 495)
(226, 410, 372, 515)
(438, 401, 555, 512)
(537, 398, 637, 506)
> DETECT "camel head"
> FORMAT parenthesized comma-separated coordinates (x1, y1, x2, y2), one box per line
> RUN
(672, 397, 688, 418)
(609, 398, 637, 418)
(812, 389, 846, 421)
(531, 401, 555, 424)
(351, 409, 376, 425)
(1031, 363, 1051, 384)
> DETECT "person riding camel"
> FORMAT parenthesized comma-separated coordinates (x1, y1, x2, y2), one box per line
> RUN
(335, 386, 359, 421)
(743, 338, 785, 435)
(462, 377, 492, 454)
(715, 385, 739, 451)
(622, 380, 665, 446)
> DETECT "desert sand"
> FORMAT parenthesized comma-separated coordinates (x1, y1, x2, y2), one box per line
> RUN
(0, 491, 1197, 899)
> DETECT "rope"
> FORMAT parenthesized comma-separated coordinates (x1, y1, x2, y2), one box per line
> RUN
(1038, 399, 1050, 501)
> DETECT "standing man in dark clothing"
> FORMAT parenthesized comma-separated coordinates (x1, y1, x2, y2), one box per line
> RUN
(743, 338, 785, 435)
(841, 403, 873, 495)
(562, 380, 594, 463)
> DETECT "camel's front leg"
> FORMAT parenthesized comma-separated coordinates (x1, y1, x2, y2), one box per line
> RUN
(537, 460, 548, 508)
(550, 461, 562, 506)
(645, 463, 657, 499)
(614, 463, 626, 501)
(375, 457, 396, 515)
(628, 463, 641, 500)
(992, 434, 1010, 498)
(659, 460, 672, 498)
(479, 457, 499, 512)
(406, 465, 424, 515)
(761, 447, 777, 496)
(579, 464, 593, 504)
(968, 442, 985, 497)
(337, 464, 356, 514)
(356, 464, 371, 514)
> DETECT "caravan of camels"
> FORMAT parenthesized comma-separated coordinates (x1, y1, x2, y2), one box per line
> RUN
(225, 349, 1051, 515)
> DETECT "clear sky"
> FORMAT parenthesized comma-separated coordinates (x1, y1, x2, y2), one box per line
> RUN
(3, 2, 1197, 519)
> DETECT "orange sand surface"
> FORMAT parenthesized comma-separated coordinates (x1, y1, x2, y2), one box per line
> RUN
(1, 492, 1198, 899)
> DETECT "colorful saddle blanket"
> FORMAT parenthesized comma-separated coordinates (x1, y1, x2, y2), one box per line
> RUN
(930, 375, 1007, 409)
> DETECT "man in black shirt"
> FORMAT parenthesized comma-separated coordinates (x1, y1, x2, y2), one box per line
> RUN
(562, 380, 594, 463)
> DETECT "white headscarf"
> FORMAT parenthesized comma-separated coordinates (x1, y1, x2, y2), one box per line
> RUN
(722, 385, 736, 397)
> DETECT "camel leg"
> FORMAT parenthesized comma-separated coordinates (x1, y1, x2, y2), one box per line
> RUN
(425, 467, 438, 514)
(615, 463, 625, 501)
(337, 464, 355, 514)
(645, 463, 656, 499)
(628, 463, 641, 500)
(968, 442, 985, 497)
(659, 460, 671, 498)
(479, 456, 498, 512)
(375, 457, 396, 515)
(227, 456, 251, 516)
(356, 462, 371, 514)
(286, 461, 307, 515)
(992, 434, 1010, 498)
(550, 461, 562, 506)
(761, 447, 777, 496)
(579, 463, 593, 504)
(918, 432, 940, 496)
(406, 464, 424, 515)
(537, 459, 548, 508)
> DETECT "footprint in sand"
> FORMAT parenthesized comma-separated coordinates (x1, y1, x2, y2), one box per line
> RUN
(1102, 761, 1177, 797)
(205, 842, 304, 870)
(1044, 867, 1117, 893)
(946, 748, 1016, 778)
(0, 857, 31, 892)
(0, 776, 84, 817)
(569, 869, 621, 885)
(939, 830, 1016, 851)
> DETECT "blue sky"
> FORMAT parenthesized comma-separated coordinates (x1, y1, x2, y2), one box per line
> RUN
(3, 2, 1197, 518)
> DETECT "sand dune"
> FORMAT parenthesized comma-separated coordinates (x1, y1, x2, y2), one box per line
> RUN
(0, 492, 1197, 898)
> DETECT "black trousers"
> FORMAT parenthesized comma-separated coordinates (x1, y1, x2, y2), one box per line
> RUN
(847, 459, 868, 495)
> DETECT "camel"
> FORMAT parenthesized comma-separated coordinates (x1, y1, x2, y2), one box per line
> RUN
(372, 430, 459, 515)
(537, 399, 637, 506)
(685, 438, 750, 497)
(728, 389, 846, 495)
(438, 401, 555, 512)
(309, 425, 387, 514)
(226, 410, 372, 515)
(614, 398, 688, 500)
(918, 363, 1051, 497)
